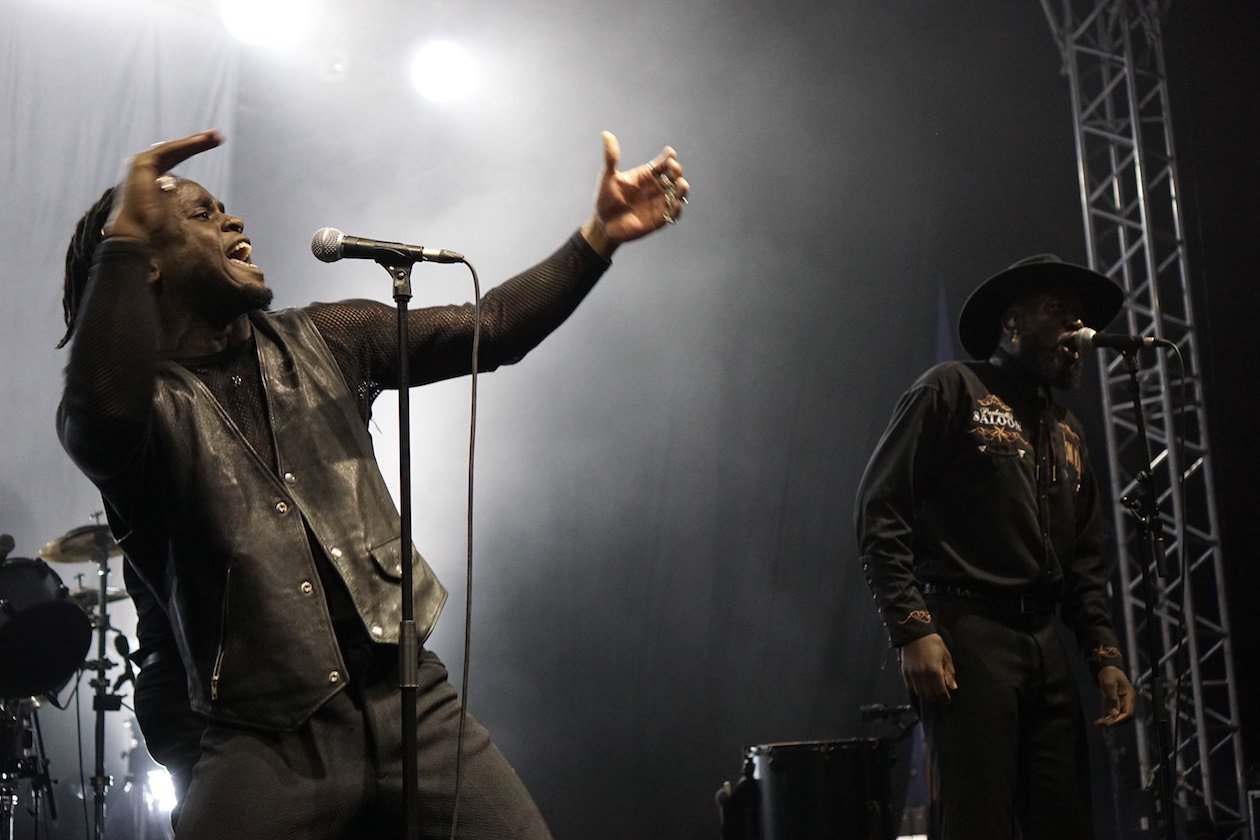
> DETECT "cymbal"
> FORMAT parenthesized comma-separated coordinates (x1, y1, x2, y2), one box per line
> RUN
(68, 586, 128, 608)
(39, 524, 121, 564)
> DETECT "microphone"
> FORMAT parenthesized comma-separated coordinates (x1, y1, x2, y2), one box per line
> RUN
(0, 533, 14, 562)
(311, 227, 463, 265)
(1070, 327, 1171, 351)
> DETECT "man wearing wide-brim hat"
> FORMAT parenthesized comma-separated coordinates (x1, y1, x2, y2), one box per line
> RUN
(855, 254, 1136, 838)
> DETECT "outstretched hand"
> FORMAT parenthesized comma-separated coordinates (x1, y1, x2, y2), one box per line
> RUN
(583, 131, 689, 256)
(104, 129, 223, 242)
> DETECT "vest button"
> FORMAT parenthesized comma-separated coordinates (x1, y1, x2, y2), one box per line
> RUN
(275, 501, 290, 514)
(329, 547, 343, 560)
(328, 671, 341, 684)
(283, 472, 297, 484)
(300, 580, 314, 595)
(370, 624, 384, 638)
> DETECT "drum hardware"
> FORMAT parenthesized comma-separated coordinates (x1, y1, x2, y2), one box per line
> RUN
(1, 697, 59, 840)
(68, 586, 128, 610)
(0, 556, 93, 701)
(68, 518, 130, 840)
(25, 518, 130, 840)
(38, 524, 121, 566)
(1, 528, 84, 840)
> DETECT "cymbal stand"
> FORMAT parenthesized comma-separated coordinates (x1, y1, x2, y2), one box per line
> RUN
(86, 533, 123, 840)
(28, 708, 56, 839)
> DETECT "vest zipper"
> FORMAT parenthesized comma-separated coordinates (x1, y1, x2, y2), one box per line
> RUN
(210, 564, 233, 701)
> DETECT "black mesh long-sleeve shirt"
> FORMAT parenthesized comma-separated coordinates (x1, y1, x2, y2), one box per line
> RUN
(58, 231, 609, 769)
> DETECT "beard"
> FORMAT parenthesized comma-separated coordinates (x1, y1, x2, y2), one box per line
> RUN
(1027, 343, 1082, 390)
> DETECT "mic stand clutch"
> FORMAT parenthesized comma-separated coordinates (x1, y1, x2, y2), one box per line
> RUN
(1118, 350, 1176, 840)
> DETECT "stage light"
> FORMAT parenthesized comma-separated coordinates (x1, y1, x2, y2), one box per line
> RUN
(218, 0, 307, 48)
(144, 768, 178, 814)
(408, 39, 477, 103)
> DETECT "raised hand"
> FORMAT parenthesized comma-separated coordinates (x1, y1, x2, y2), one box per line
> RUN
(104, 130, 223, 242)
(584, 131, 689, 254)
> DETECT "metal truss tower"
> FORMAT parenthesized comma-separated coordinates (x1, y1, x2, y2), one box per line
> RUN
(1039, 1, 1249, 837)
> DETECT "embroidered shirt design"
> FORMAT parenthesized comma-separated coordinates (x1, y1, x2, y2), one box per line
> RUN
(969, 394, 1030, 454)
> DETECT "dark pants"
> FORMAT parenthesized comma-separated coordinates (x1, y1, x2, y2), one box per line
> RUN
(172, 649, 551, 840)
(916, 597, 1094, 840)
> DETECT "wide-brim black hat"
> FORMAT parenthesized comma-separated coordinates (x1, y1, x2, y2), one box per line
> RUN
(958, 254, 1125, 360)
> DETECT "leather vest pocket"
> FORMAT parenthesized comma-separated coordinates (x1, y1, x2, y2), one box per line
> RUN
(367, 536, 416, 581)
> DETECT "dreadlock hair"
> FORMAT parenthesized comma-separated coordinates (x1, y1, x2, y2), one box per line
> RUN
(58, 185, 118, 348)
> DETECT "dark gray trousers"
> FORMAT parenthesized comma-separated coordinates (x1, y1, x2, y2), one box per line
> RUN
(173, 650, 551, 840)
(917, 598, 1095, 840)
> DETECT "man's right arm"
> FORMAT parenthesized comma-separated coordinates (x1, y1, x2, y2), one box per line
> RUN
(58, 238, 160, 481)
(854, 373, 957, 700)
(854, 379, 946, 644)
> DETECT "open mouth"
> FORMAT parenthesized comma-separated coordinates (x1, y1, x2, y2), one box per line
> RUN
(226, 240, 263, 278)
(227, 240, 252, 265)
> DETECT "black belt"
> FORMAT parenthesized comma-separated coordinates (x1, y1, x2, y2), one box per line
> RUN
(922, 583, 1058, 617)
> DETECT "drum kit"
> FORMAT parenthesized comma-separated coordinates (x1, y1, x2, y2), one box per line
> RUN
(0, 522, 145, 840)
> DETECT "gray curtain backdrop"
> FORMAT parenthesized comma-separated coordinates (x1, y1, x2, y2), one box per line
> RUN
(3, 1, 1253, 838)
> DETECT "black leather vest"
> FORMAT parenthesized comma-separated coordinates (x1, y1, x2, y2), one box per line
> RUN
(113, 308, 446, 730)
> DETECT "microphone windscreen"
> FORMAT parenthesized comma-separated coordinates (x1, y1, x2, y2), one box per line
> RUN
(311, 227, 345, 263)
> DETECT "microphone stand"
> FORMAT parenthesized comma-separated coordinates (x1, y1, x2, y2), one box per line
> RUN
(1117, 349, 1176, 840)
(378, 257, 421, 840)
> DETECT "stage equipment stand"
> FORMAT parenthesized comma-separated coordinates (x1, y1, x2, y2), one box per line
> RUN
(1040, 3, 1246, 836)
(1119, 350, 1175, 840)
(374, 245, 475, 840)
(86, 527, 125, 840)
(377, 257, 424, 840)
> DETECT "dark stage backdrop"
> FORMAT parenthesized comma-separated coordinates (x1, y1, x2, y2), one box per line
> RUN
(2, 1, 1254, 838)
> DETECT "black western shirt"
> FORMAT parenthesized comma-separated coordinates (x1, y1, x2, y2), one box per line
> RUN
(855, 350, 1124, 675)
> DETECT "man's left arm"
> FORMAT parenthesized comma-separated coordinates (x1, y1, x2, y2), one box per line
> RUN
(314, 132, 687, 388)
(1062, 446, 1135, 726)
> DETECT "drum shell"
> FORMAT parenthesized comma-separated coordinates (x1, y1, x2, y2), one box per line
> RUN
(746, 738, 894, 840)
(0, 557, 93, 697)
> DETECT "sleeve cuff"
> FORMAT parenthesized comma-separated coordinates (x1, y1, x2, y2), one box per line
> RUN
(887, 608, 938, 647)
(1086, 643, 1126, 677)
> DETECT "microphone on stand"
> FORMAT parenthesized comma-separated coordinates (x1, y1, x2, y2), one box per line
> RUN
(1069, 327, 1174, 351)
(311, 227, 464, 265)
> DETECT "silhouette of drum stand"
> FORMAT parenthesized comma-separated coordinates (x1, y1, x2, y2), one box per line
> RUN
(720, 738, 895, 840)
(0, 557, 92, 698)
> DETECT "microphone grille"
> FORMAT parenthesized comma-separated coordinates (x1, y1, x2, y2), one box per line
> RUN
(311, 227, 345, 263)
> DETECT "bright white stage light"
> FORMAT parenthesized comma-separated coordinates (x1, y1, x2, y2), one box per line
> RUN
(218, 0, 307, 48)
(144, 768, 178, 814)
(408, 40, 477, 103)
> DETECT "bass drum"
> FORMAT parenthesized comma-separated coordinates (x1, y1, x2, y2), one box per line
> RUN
(744, 738, 894, 840)
(0, 557, 93, 697)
